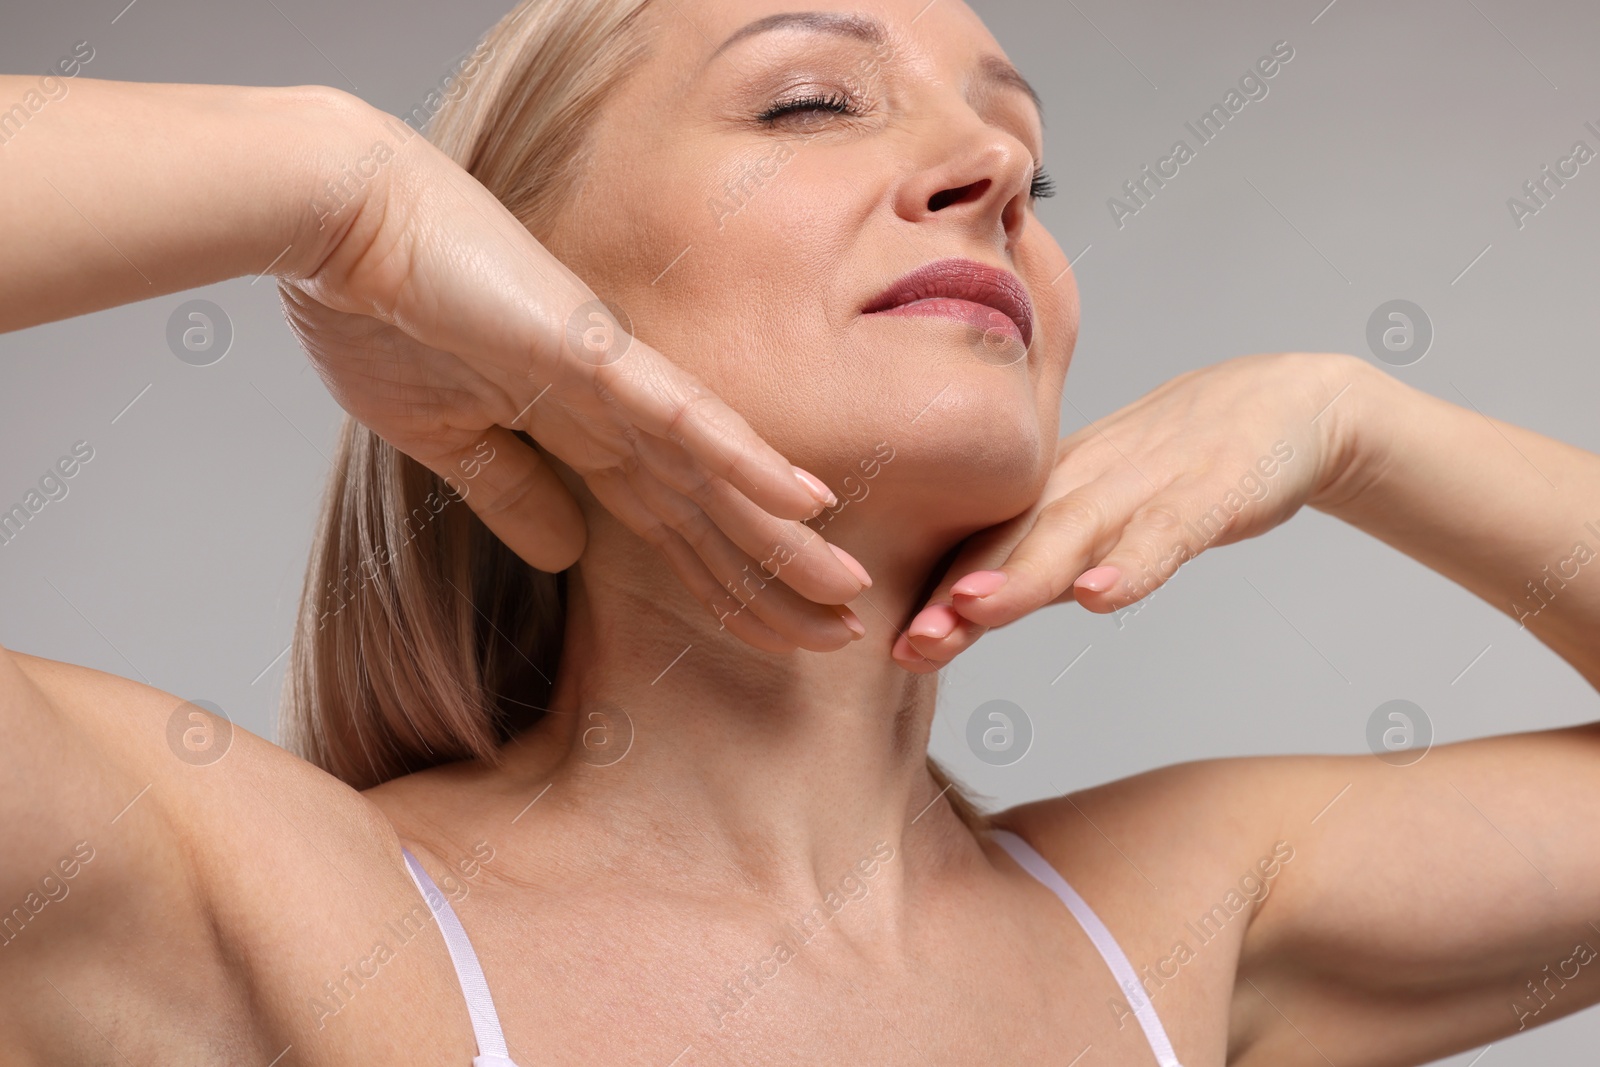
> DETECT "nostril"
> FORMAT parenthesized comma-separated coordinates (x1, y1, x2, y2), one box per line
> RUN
(928, 178, 991, 212)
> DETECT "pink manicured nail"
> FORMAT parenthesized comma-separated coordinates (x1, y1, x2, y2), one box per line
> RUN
(907, 604, 959, 641)
(951, 570, 1008, 598)
(892, 633, 934, 668)
(837, 606, 866, 639)
(828, 543, 872, 588)
(792, 467, 838, 508)
(1075, 565, 1120, 593)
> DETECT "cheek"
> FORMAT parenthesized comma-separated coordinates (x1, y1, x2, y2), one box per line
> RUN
(1022, 228, 1080, 390)
(583, 152, 860, 407)
(551, 136, 838, 382)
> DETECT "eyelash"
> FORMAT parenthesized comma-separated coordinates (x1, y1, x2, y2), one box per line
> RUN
(756, 94, 1055, 200)
(758, 92, 858, 124)
(1030, 165, 1056, 200)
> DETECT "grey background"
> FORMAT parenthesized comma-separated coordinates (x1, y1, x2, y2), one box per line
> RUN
(3, 0, 1597, 1062)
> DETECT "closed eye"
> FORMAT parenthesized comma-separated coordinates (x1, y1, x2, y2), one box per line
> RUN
(758, 91, 859, 124)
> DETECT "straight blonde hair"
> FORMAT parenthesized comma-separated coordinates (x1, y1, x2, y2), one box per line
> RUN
(279, 0, 990, 833)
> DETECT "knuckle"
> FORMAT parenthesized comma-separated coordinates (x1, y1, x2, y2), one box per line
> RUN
(662, 388, 712, 450)
(671, 509, 718, 553)
(1129, 500, 1189, 539)
(634, 516, 675, 551)
(591, 375, 619, 408)
(613, 448, 645, 483)
(470, 470, 536, 520)
(677, 463, 717, 506)
(1179, 498, 1238, 546)
(1005, 554, 1058, 595)
(1040, 493, 1104, 538)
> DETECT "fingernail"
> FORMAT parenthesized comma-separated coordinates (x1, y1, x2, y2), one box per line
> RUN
(828, 543, 872, 588)
(793, 467, 838, 508)
(951, 570, 1007, 598)
(907, 603, 958, 641)
(1075, 565, 1120, 593)
(892, 632, 928, 664)
(837, 606, 866, 639)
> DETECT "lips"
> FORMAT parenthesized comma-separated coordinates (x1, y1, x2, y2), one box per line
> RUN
(862, 258, 1035, 350)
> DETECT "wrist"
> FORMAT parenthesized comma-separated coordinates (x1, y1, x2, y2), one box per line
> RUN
(264, 85, 407, 281)
(1302, 351, 1400, 516)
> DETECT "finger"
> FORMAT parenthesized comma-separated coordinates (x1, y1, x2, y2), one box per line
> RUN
(669, 518, 866, 651)
(892, 610, 985, 672)
(927, 514, 1038, 615)
(944, 478, 1146, 630)
(619, 471, 867, 650)
(631, 432, 868, 605)
(575, 464, 799, 652)
(900, 478, 1143, 670)
(895, 521, 1025, 667)
(1068, 483, 1228, 615)
(696, 535, 867, 652)
(650, 527, 803, 654)
(891, 631, 941, 673)
(583, 464, 864, 652)
(595, 348, 836, 522)
(410, 425, 586, 572)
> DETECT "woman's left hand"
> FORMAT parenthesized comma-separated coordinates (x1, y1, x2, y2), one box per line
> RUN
(891, 351, 1367, 671)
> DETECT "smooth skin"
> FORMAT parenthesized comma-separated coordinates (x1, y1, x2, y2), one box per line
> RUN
(3, 0, 1599, 1064)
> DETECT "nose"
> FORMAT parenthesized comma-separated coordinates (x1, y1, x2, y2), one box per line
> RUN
(893, 120, 1034, 253)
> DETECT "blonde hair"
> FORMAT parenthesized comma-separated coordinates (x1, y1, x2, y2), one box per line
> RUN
(279, 0, 990, 834)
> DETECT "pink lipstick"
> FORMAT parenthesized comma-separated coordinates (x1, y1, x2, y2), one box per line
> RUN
(863, 258, 1034, 349)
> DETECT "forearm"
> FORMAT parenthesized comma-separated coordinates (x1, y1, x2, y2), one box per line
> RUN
(1315, 356, 1600, 688)
(0, 77, 385, 332)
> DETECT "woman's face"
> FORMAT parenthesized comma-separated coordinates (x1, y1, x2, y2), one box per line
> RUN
(548, 0, 1079, 546)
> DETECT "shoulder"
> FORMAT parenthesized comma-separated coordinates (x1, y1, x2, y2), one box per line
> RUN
(988, 755, 1324, 1044)
(995, 729, 1600, 1064)
(991, 753, 1302, 894)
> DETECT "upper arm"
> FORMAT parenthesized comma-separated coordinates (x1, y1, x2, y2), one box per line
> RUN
(998, 724, 1600, 1067)
(0, 642, 185, 925)
(1236, 723, 1600, 1065)
(0, 642, 468, 1067)
(0, 644, 348, 1063)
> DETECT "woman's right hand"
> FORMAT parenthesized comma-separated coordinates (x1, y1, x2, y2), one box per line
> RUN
(275, 96, 870, 651)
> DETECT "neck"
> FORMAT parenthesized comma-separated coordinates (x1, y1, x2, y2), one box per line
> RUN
(498, 510, 980, 900)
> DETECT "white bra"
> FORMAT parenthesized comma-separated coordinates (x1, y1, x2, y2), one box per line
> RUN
(401, 830, 1185, 1067)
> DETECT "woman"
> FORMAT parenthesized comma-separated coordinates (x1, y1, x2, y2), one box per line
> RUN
(2, 0, 1598, 1063)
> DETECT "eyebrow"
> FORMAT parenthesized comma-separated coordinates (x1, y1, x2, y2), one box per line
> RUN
(711, 12, 885, 58)
(976, 52, 1044, 120)
(708, 10, 1045, 122)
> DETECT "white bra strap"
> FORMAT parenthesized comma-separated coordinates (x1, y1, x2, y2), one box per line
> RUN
(991, 830, 1183, 1067)
(401, 846, 514, 1064)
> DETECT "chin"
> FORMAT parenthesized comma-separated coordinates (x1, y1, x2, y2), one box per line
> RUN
(912, 405, 1049, 535)
(795, 384, 1052, 547)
